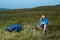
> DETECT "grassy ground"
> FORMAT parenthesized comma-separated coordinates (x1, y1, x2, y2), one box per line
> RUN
(0, 5, 60, 40)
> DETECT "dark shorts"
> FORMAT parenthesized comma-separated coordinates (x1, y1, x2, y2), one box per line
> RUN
(40, 24, 44, 28)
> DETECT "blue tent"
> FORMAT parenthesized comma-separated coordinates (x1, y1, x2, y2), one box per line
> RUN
(6, 23, 22, 32)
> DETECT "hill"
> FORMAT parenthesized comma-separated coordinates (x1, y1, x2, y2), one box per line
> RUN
(0, 4, 60, 14)
(0, 8, 8, 10)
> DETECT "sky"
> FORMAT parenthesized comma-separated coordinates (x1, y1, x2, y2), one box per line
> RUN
(0, 0, 60, 9)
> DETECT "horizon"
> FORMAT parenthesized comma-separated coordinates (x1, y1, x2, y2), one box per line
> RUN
(0, 4, 59, 9)
(0, 0, 60, 9)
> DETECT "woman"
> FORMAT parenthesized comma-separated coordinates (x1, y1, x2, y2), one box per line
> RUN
(38, 14, 48, 33)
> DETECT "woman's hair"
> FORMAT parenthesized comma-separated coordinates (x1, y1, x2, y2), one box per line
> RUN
(40, 14, 46, 22)
(40, 12, 47, 16)
(41, 13, 46, 16)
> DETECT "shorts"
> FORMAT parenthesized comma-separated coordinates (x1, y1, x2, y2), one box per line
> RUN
(40, 24, 44, 28)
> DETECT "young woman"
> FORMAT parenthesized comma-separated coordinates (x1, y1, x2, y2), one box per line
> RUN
(38, 14, 48, 33)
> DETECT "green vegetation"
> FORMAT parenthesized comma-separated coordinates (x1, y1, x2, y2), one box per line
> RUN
(0, 5, 60, 40)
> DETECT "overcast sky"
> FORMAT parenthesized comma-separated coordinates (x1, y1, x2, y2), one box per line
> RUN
(0, 0, 60, 9)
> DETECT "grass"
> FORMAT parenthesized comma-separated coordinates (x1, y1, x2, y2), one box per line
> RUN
(0, 5, 60, 40)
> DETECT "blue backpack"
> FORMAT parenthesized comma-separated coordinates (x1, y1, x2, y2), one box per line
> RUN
(6, 23, 22, 32)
